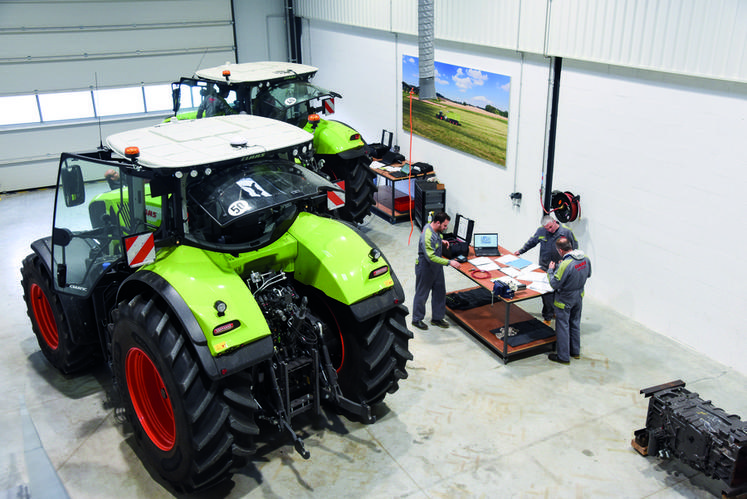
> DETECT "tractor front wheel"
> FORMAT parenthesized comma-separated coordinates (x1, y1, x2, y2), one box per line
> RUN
(111, 293, 235, 492)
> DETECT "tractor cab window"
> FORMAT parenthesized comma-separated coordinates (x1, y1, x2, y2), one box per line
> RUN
(256, 81, 332, 127)
(52, 156, 128, 296)
(173, 80, 241, 120)
(52, 156, 155, 297)
(186, 160, 331, 249)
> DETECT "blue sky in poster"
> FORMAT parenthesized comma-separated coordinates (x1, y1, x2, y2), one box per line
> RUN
(402, 55, 510, 113)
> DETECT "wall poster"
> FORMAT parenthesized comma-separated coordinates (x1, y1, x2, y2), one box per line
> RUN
(402, 55, 510, 166)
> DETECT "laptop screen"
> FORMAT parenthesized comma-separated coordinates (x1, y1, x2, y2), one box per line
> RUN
(474, 233, 498, 248)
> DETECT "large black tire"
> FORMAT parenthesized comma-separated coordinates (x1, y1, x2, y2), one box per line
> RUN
(321, 301, 413, 405)
(112, 293, 245, 492)
(20, 254, 99, 374)
(320, 153, 376, 224)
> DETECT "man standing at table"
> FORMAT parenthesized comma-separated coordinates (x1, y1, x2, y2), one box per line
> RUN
(412, 212, 461, 330)
(514, 215, 577, 323)
(546, 236, 591, 364)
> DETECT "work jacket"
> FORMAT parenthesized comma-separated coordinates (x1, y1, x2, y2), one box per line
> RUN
(547, 249, 592, 309)
(518, 224, 577, 269)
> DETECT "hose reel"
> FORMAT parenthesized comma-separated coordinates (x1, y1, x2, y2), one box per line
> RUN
(551, 190, 580, 223)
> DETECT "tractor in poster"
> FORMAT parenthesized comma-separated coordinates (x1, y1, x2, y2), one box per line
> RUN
(170, 61, 376, 224)
(20, 115, 412, 492)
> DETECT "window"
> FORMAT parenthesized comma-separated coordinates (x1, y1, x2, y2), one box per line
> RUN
(143, 84, 173, 112)
(0, 95, 40, 125)
(2, 84, 174, 126)
(38, 90, 95, 121)
(94, 87, 144, 116)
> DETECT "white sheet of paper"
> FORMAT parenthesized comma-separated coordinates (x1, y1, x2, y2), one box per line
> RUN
(497, 266, 521, 277)
(522, 263, 540, 272)
(475, 261, 500, 271)
(468, 257, 494, 266)
(497, 254, 518, 264)
(519, 271, 549, 283)
(529, 281, 553, 293)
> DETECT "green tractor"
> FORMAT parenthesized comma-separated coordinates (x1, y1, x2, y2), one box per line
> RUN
(20, 115, 412, 492)
(170, 61, 376, 224)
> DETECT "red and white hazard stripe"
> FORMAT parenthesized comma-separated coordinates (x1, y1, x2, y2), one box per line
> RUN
(327, 180, 345, 211)
(323, 98, 335, 114)
(125, 232, 156, 268)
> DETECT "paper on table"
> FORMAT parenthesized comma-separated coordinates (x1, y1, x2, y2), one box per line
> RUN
(370, 160, 386, 169)
(529, 281, 553, 293)
(468, 257, 494, 266)
(497, 266, 521, 277)
(522, 263, 540, 272)
(508, 257, 532, 269)
(520, 271, 550, 283)
(475, 261, 500, 271)
(496, 254, 518, 264)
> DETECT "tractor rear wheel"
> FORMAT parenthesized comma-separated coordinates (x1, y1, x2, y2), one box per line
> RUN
(111, 293, 237, 492)
(320, 153, 376, 224)
(321, 301, 413, 406)
(20, 254, 98, 374)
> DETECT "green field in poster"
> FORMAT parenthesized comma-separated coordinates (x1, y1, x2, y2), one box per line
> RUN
(403, 92, 508, 165)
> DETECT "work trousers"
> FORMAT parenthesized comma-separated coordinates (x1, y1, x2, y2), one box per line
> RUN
(413, 261, 446, 323)
(541, 293, 555, 320)
(553, 296, 583, 362)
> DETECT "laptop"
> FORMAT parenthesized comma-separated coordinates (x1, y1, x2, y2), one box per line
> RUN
(473, 233, 501, 257)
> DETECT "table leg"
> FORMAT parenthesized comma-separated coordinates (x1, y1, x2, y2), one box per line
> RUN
(503, 300, 510, 363)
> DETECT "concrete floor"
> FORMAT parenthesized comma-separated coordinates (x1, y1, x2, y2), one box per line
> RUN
(1, 187, 746, 498)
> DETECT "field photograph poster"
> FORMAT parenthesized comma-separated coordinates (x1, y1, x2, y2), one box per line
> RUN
(402, 55, 510, 166)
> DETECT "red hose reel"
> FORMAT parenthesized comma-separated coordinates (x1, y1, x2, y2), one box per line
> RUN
(551, 190, 580, 222)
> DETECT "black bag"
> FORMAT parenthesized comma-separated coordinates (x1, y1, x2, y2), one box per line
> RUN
(443, 240, 469, 259)
(442, 213, 474, 258)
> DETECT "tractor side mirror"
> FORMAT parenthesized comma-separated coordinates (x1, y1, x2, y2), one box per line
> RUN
(171, 82, 181, 114)
(60, 163, 85, 207)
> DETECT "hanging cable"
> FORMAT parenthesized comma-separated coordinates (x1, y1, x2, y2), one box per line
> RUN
(408, 88, 415, 245)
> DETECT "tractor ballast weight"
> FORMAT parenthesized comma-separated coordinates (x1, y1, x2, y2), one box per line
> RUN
(20, 115, 412, 492)
(632, 380, 747, 497)
(170, 61, 376, 224)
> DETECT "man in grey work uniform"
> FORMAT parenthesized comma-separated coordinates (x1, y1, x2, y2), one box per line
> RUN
(412, 212, 461, 330)
(514, 215, 577, 322)
(547, 236, 591, 364)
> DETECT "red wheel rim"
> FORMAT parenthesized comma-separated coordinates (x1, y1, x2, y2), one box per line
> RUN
(30, 283, 58, 350)
(125, 347, 176, 451)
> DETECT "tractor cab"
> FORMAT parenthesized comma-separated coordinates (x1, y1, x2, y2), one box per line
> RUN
(171, 61, 339, 127)
(51, 115, 336, 298)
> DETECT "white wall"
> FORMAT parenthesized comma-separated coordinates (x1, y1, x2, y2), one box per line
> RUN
(300, 20, 747, 375)
(302, 21, 553, 253)
(233, 0, 288, 62)
(553, 61, 747, 372)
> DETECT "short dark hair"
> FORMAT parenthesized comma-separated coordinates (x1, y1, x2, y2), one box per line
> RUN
(555, 236, 573, 252)
(433, 212, 450, 224)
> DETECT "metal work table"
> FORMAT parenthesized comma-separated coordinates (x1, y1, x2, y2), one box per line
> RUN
(446, 245, 556, 363)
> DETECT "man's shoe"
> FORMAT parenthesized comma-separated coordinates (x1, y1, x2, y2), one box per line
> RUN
(411, 320, 428, 330)
(548, 353, 570, 364)
(571, 354, 580, 359)
(430, 319, 450, 329)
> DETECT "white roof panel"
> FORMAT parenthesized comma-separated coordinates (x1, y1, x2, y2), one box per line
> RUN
(195, 61, 318, 83)
(106, 115, 313, 169)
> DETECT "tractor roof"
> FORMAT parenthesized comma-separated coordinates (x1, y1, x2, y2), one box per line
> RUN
(194, 61, 318, 85)
(106, 115, 313, 170)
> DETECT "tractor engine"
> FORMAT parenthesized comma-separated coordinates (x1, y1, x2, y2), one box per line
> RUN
(248, 270, 323, 358)
(247, 270, 330, 458)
